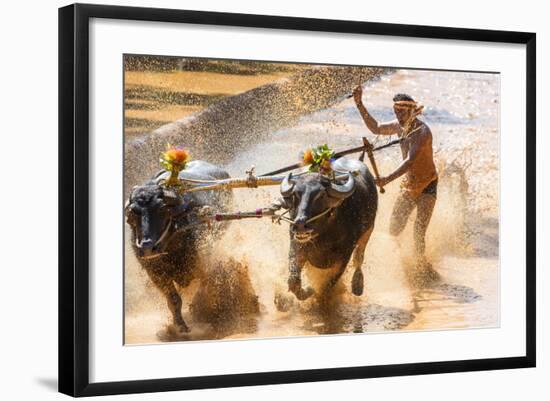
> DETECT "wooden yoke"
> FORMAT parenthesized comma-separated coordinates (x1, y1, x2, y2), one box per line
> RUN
(362, 137, 385, 194)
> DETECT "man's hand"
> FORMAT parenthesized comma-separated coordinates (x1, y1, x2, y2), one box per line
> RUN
(353, 86, 399, 136)
(375, 176, 391, 188)
(352, 86, 363, 105)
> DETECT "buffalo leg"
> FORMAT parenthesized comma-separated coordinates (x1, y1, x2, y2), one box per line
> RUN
(166, 286, 189, 333)
(288, 245, 314, 301)
(321, 260, 347, 295)
(351, 226, 374, 296)
(148, 272, 189, 333)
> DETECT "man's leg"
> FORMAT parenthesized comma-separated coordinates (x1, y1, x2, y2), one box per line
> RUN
(414, 193, 436, 258)
(389, 192, 416, 238)
(413, 192, 438, 284)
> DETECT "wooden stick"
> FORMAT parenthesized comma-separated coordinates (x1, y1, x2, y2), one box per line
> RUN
(362, 137, 385, 194)
(259, 138, 401, 177)
(182, 176, 284, 193)
(179, 170, 354, 194)
(211, 208, 277, 222)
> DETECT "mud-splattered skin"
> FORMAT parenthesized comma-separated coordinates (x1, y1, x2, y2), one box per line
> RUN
(280, 157, 378, 302)
(126, 160, 232, 334)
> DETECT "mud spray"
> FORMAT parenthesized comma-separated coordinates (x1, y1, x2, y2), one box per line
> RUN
(124, 68, 499, 344)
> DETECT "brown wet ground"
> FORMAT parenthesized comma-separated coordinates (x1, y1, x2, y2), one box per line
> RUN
(124, 68, 499, 345)
(124, 63, 305, 137)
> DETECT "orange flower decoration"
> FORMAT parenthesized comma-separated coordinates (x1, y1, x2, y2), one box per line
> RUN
(301, 149, 314, 166)
(160, 144, 191, 187)
(161, 145, 190, 171)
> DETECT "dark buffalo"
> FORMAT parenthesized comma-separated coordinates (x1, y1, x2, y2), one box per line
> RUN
(276, 157, 378, 303)
(125, 160, 232, 335)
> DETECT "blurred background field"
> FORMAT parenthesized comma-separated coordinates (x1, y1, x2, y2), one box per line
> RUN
(124, 56, 307, 137)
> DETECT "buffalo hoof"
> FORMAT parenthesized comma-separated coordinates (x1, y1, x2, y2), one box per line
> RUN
(351, 269, 364, 296)
(294, 286, 315, 301)
(288, 275, 314, 301)
(274, 292, 294, 312)
(177, 321, 190, 333)
(156, 323, 191, 342)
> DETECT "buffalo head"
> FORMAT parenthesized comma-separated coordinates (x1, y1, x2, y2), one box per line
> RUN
(125, 183, 184, 259)
(280, 172, 356, 243)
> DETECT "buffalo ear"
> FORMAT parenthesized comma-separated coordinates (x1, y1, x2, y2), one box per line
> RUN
(162, 189, 180, 205)
(320, 175, 331, 187)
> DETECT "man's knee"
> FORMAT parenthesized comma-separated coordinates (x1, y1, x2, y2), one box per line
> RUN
(389, 217, 406, 237)
(415, 195, 436, 230)
(390, 194, 415, 237)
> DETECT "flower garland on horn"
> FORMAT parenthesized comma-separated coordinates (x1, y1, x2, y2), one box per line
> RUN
(160, 144, 191, 187)
(300, 144, 336, 176)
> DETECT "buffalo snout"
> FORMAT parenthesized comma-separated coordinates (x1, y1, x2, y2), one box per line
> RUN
(139, 237, 155, 254)
(292, 216, 315, 242)
(293, 216, 308, 231)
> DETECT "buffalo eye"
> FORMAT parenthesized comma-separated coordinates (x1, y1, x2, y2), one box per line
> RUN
(278, 196, 293, 209)
(125, 203, 140, 217)
(288, 192, 301, 207)
(159, 203, 172, 211)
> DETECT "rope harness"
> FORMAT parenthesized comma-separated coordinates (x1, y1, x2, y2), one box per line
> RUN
(269, 206, 334, 226)
(175, 204, 335, 232)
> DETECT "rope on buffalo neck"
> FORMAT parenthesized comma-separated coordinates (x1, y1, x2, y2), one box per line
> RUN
(272, 209, 293, 225)
(302, 207, 333, 225)
(226, 206, 333, 226)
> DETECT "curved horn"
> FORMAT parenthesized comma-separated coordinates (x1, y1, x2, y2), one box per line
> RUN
(280, 172, 295, 197)
(327, 173, 356, 199)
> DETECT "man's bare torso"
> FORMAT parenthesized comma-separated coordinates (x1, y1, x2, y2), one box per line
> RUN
(398, 120, 438, 196)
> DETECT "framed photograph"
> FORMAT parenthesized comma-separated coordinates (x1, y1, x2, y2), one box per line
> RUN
(58, 3, 536, 397)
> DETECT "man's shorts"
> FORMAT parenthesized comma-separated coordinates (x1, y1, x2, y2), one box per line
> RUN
(421, 178, 438, 198)
(390, 178, 438, 236)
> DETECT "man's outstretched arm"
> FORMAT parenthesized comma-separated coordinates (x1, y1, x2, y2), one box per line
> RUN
(353, 86, 400, 136)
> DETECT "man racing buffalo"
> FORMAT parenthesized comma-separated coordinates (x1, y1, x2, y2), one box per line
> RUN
(353, 86, 439, 281)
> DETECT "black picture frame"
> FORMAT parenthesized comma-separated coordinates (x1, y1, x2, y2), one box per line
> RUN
(59, 3, 536, 397)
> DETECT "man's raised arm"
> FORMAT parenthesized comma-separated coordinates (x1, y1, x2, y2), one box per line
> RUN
(353, 86, 399, 136)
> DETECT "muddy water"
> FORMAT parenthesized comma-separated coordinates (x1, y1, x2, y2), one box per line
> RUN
(124, 69, 500, 344)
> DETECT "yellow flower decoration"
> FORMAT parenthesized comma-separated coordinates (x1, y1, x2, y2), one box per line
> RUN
(160, 144, 191, 186)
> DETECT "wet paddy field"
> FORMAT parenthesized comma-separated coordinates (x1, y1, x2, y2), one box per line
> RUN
(124, 67, 500, 344)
